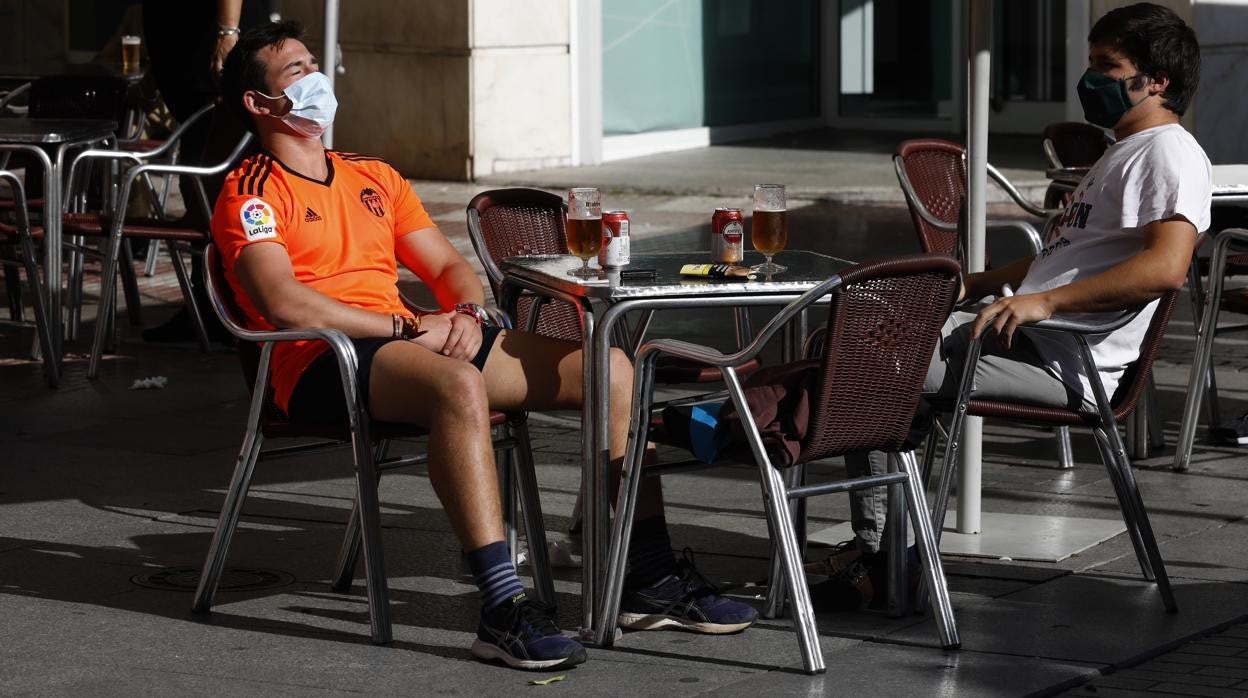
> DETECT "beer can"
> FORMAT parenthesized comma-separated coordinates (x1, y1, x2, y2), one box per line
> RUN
(599, 210, 631, 268)
(711, 207, 744, 263)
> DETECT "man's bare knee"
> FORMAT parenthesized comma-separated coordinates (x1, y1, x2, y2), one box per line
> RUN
(435, 361, 490, 422)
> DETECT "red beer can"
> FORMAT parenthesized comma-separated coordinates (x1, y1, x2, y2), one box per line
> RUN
(599, 210, 631, 268)
(711, 207, 744, 263)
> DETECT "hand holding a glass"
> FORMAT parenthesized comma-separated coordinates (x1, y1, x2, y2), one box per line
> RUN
(751, 184, 788, 275)
(567, 187, 602, 279)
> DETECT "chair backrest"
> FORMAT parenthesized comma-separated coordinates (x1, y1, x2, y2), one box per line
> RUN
(1109, 288, 1177, 420)
(465, 188, 583, 342)
(204, 244, 264, 396)
(894, 138, 966, 258)
(1042, 121, 1113, 170)
(799, 254, 961, 462)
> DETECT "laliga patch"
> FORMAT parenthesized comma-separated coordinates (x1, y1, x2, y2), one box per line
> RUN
(240, 198, 278, 241)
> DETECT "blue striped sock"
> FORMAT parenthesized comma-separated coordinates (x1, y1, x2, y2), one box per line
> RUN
(467, 540, 526, 611)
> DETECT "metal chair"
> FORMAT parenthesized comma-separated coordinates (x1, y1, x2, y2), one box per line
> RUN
(1175, 228, 1248, 471)
(0, 170, 57, 387)
(66, 132, 252, 379)
(893, 138, 1078, 470)
(190, 245, 556, 643)
(596, 254, 964, 674)
(931, 291, 1181, 613)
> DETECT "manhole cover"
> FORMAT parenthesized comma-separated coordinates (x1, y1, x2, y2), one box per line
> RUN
(131, 567, 294, 592)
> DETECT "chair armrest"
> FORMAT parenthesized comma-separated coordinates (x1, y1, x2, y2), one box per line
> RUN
(635, 274, 843, 368)
(1028, 307, 1145, 336)
(987, 163, 1059, 219)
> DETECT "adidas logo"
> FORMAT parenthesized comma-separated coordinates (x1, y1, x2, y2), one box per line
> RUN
(304, 207, 322, 222)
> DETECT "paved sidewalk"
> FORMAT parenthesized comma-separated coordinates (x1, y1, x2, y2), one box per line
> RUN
(4, 134, 1248, 695)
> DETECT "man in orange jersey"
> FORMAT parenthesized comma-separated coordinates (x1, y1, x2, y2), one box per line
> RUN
(213, 21, 756, 670)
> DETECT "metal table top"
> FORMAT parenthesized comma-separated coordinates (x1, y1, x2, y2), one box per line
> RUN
(501, 250, 853, 300)
(0, 118, 116, 145)
(0, 62, 146, 83)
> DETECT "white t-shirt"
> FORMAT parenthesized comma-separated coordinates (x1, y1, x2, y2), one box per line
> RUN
(1017, 122, 1211, 403)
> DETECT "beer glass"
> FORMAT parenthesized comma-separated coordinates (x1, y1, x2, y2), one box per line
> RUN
(566, 187, 602, 279)
(121, 35, 141, 74)
(751, 184, 787, 274)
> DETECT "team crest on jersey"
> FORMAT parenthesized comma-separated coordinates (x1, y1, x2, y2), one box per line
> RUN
(360, 188, 385, 217)
(240, 198, 278, 240)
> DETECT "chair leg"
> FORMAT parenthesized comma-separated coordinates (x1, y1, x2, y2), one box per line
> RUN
(757, 455, 825, 673)
(87, 230, 124, 378)
(330, 440, 388, 593)
(349, 425, 393, 644)
(1095, 427, 1177, 612)
(168, 245, 210, 352)
(595, 354, 659, 648)
(1176, 240, 1227, 471)
(1055, 426, 1075, 470)
(897, 451, 960, 648)
(68, 235, 85, 342)
(920, 422, 943, 486)
(510, 419, 556, 607)
(18, 231, 58, 388)
(118, 239, 143, 327)
(497, 429, 519, 564)
(1090, 427, 1154, 580)
(192, 430, 264, 613)
(886, 456, 908, 618)
(762, 465, 803, 619)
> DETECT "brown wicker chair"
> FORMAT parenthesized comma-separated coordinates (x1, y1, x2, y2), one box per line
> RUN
(595, 254, 964, 674)
(190, 245, 556, 643)
(931, 289, 1181, 613)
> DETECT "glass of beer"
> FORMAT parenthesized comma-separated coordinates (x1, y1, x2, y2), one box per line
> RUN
(121, 35, 142, 74)
(751, 184, 788, 275)
(566, 187, 602, 279)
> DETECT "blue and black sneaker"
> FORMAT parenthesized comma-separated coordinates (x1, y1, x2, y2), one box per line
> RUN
(617, 550, 758, 634)
(471, 594, 587, 670)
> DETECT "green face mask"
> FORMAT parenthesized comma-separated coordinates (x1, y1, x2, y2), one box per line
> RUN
(1076, 68, 1147, 129)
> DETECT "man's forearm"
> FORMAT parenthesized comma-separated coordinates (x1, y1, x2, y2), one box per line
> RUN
(963, 256, 1034, 301)
(427, 260, 487, 310)
(1042, 252, 1183, 315)
(265, 279, 395, 338)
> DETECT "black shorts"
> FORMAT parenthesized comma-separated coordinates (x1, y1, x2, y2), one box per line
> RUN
(286, 325, 503, 423)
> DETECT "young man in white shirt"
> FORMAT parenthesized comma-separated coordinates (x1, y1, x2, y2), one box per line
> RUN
(812, 2, 1212, 609)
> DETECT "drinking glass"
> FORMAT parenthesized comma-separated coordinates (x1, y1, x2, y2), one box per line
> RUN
(122, 35, 141, 74)
(566, 187, 602, 279)
(750, 184, 787, 275)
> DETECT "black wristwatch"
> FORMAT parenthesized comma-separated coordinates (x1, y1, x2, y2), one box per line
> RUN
(454, 302, 489, 326)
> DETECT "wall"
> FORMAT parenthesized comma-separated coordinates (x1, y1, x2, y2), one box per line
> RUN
(286, 0, 473, 180)
(469, 0, 572, 176)
(1192, 0, 1248, 164)
(0, 0, 65, 65)
(286, 0, 573, 180)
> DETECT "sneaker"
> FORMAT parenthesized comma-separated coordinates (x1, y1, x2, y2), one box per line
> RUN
(470, 594, 587, 671)
(617, 549, 758, 634)
(1211, 411, 1248, 446)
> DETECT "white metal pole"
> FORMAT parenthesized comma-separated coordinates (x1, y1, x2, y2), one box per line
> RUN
(322, 0, 340, 148)
(959, 0, 992, 534)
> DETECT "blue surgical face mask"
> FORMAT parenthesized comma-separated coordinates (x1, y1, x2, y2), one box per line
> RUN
(262, 71, 337, 138)
(1076, 68, 1147, 129)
